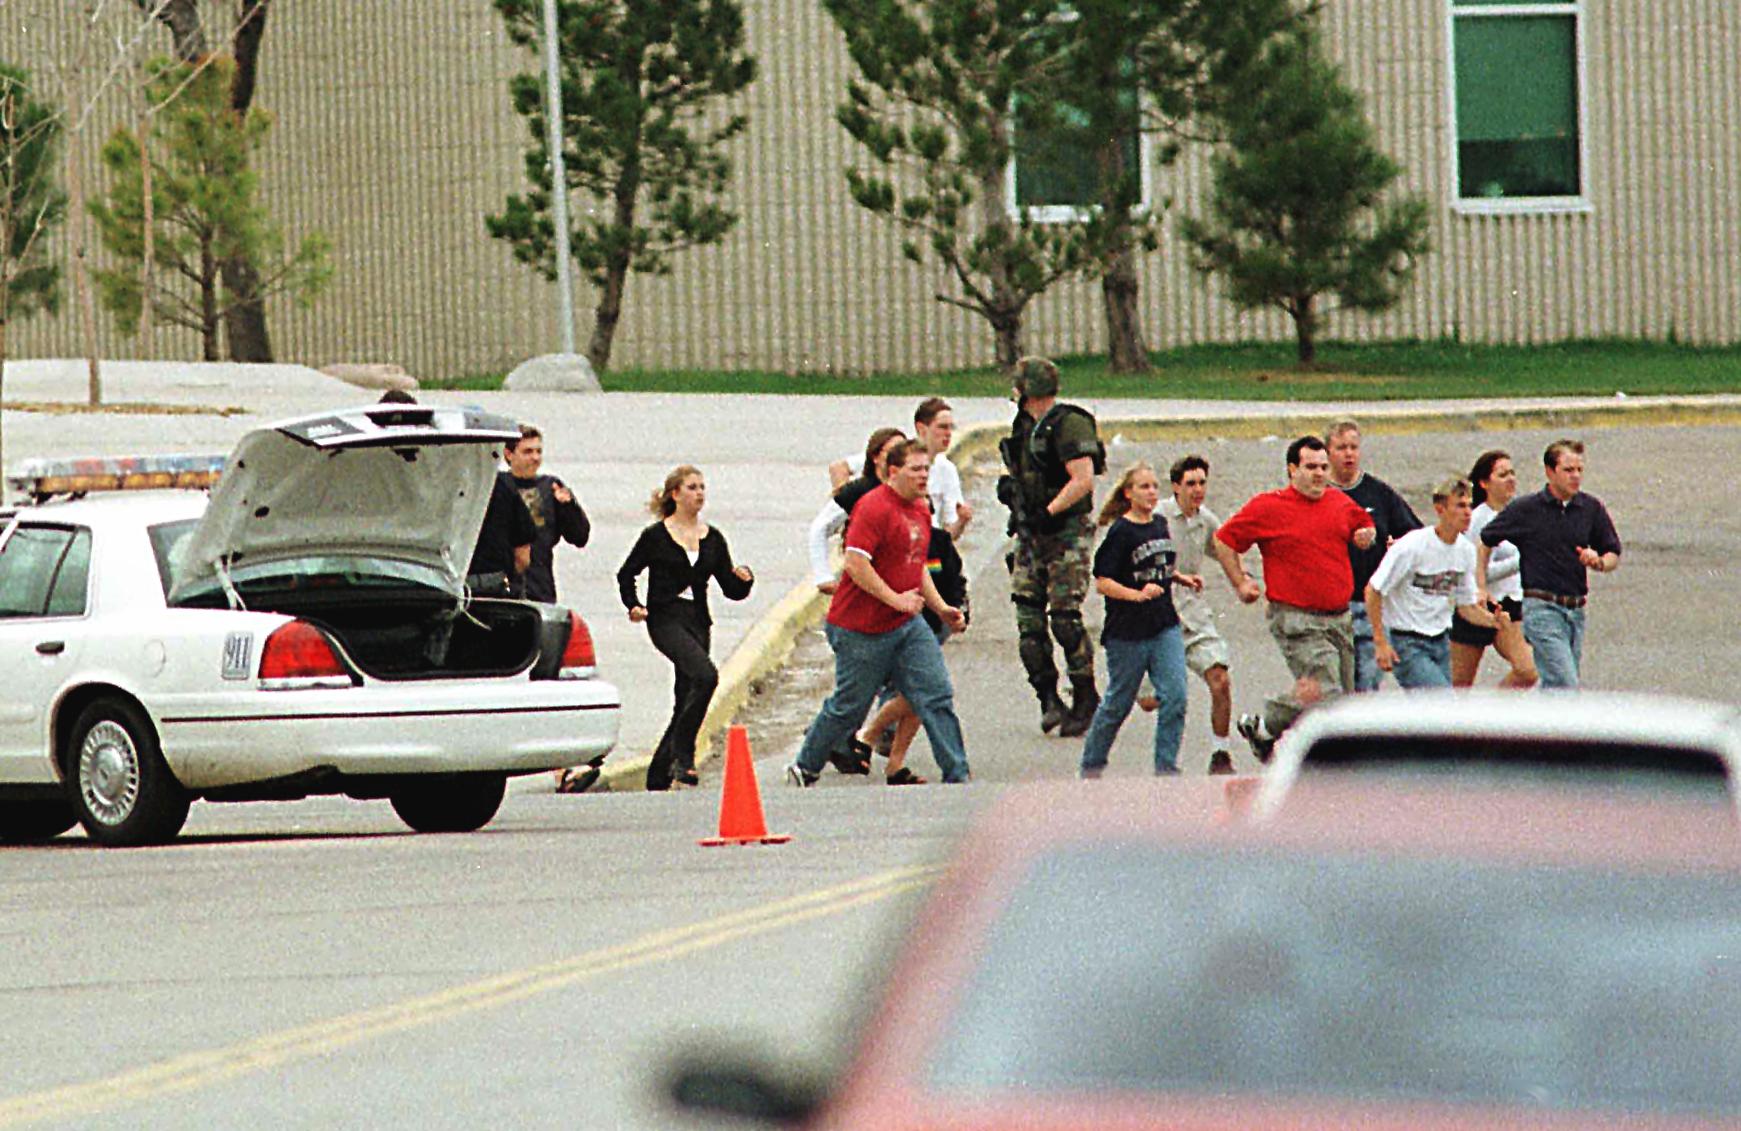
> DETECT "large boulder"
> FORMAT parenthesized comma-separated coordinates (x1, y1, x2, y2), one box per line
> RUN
(321, 362, 419, 392)
(503, 353, 601, 393)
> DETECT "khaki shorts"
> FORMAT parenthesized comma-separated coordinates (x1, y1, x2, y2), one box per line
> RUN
(1182, 623, 1230, 678)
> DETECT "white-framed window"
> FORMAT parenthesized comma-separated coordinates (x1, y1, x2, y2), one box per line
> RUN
(1447, 0, 1589, 214)
(1006, 93, 1153, 224)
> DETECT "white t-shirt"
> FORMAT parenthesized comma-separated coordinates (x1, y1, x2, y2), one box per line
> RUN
(1158, 498, 1221, 636)
(928, 452, 965, 531)
(1368, 526, 1478, 635)
(1467, 502, 1522, 601)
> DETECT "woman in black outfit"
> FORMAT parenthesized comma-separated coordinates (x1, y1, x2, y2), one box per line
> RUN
(618, 465, 755, 790)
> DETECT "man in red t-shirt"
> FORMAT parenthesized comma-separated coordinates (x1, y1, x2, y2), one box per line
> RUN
(1213, 435, 1377, 760)
(786, 442, 971, 786)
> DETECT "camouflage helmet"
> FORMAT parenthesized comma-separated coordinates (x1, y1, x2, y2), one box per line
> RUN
(1011, 356, 1060, 401)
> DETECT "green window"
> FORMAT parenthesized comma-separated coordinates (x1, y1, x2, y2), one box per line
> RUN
(1452, 2, 1582, 202)
(1012, 99, 1142, 217)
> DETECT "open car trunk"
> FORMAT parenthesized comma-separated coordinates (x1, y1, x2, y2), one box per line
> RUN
(185, 586, 547, 680)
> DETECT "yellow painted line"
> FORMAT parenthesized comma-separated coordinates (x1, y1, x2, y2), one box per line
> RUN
(0, 865, 942, 1128)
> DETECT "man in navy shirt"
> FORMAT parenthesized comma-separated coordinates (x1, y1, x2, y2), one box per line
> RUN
(1477, 439, 1622, 689)
(1327, 419, 1423, 692)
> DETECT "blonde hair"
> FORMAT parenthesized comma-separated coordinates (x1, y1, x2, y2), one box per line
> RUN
(649, 465, 703, 517)
(1098, 461, 1157, 526)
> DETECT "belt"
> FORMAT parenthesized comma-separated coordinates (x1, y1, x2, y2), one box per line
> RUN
(1523, 588, 1587, 609)
(1270, 600, 1348, 617)
(1391, 628, 1449, 640)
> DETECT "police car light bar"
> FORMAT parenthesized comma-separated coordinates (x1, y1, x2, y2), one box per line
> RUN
(6, 453, 228, 501)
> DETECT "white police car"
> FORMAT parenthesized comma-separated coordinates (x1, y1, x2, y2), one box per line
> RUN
(0, 404, 619, 846)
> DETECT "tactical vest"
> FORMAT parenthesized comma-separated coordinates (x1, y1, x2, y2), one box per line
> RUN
(1016, 403, 1105, 514)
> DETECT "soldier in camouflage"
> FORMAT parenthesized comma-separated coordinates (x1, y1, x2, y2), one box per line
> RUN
(998, 357, 1107, 737)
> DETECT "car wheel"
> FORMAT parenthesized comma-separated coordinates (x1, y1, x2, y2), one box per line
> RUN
(389, 773, 507, 834)
(66, 699, 190, 847)
(0, 800, 79, 844)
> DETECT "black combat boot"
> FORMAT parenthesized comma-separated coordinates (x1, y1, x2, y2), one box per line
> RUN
(1036, 683, 1067, 733)
(1057, 677, 1100, 738)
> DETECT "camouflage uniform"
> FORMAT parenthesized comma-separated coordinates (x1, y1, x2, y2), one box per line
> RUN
(999, 358, 1105, 734)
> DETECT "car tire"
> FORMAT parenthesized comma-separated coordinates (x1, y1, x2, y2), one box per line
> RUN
(389, 773, 507, 834)
(65, 699, 191, 847)
(0, 800, 79, 844)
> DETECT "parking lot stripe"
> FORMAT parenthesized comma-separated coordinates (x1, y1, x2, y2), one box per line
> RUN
(0, 864, 942, 1127)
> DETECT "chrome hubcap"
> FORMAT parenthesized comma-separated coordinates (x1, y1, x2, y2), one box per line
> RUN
(79, 721, 140, 826)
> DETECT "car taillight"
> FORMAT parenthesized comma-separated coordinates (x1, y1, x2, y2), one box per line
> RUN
(258, 621, 355, 690)
(558, 611, 596, 677)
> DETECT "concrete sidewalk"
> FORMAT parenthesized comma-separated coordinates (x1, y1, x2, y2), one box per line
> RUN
(7, 359, 1738, 786)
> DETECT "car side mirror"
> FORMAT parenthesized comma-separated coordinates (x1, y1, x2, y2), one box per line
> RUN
(665, 1052, 825, 1126)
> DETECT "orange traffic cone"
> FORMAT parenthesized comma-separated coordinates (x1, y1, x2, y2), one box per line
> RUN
(699, 725, 792, 847)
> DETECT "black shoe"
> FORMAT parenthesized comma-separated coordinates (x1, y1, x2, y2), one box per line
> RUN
(1058, 680, 1100, 739)
(556, 765, 601, 793)
(1207, 749, 1235, 776)
(1236, 714, 1275, 764)
(828, 740, 871, 775)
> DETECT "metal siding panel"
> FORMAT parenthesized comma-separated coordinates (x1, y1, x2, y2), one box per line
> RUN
(4, 0, 1737, 376)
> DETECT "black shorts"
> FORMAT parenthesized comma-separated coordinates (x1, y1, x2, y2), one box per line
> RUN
(1450, 597, 1523, 648)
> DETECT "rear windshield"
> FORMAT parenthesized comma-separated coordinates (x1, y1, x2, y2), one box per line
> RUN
(931, 843, 1741, 1117)
(1300, 735, 1729, 798)
(166, 553, 453, 606)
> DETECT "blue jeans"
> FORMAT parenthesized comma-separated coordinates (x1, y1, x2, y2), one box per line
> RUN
(795, 617, 970, 782)
(1080, 626, 1187, 775)
(1350, 601, 1382, 691)
(1389, 629, 1451, 689)
(1522, 598, 1584, 689)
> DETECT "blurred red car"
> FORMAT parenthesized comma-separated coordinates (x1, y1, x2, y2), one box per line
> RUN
(671, 779, 1741, 1130)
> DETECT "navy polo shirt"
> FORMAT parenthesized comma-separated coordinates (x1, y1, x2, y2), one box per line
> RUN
(1480, 488, 1621, 598)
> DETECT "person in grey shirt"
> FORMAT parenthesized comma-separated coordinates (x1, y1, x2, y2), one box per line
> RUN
(1155, 455, 1236, 774)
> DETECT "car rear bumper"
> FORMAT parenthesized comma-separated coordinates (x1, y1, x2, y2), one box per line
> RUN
(154, 678, 621, 789)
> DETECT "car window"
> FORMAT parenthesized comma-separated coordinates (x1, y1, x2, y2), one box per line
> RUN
(148, 519, 199, 597)
(1300, 735, 1729, 796)
(930, 842, 1741, 1117)
(0, 525, 76, 618)
(44, 528, 92, 616)
(168, 553, 452, 607)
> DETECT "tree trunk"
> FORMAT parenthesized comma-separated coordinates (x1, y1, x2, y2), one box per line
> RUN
(63, 117, 103, 404)
(992, 306, 1024, 374)
(587, 262, 626, 374)
(201, 243, 221, 361)
(230, 1, 271, 111)
(136, 0, 207, 63)
(1292, 295, 1317, 368)
(1103, 245, 1151, 374)
(1096, 133, 1151, 375)
(220, 259, 272, 360)
(139, 100, 154, 338)
(587, 169, 639, 374)
(220, 0, 274, 362)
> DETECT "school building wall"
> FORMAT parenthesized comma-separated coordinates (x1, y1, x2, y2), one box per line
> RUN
(5, 1, 1737, 380)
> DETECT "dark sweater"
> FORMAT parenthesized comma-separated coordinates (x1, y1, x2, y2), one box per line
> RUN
(617, 522, 754, 626)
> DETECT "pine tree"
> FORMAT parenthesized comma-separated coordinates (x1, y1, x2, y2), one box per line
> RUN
(88, 56, 329, 362)
(486, 0, 757, 375)
(1178, 28, 1430, 367)
(826, 0, 1089, 372)
(0, 63, 66, 360)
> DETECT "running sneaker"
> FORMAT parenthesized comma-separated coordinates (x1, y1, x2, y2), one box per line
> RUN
(1236, 713, 1275, 764)
(785, 762, 819, 788)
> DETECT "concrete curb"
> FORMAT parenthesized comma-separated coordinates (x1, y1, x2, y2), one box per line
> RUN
(586, 393, 1740, 794)
(948, 395, 1741, 469)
